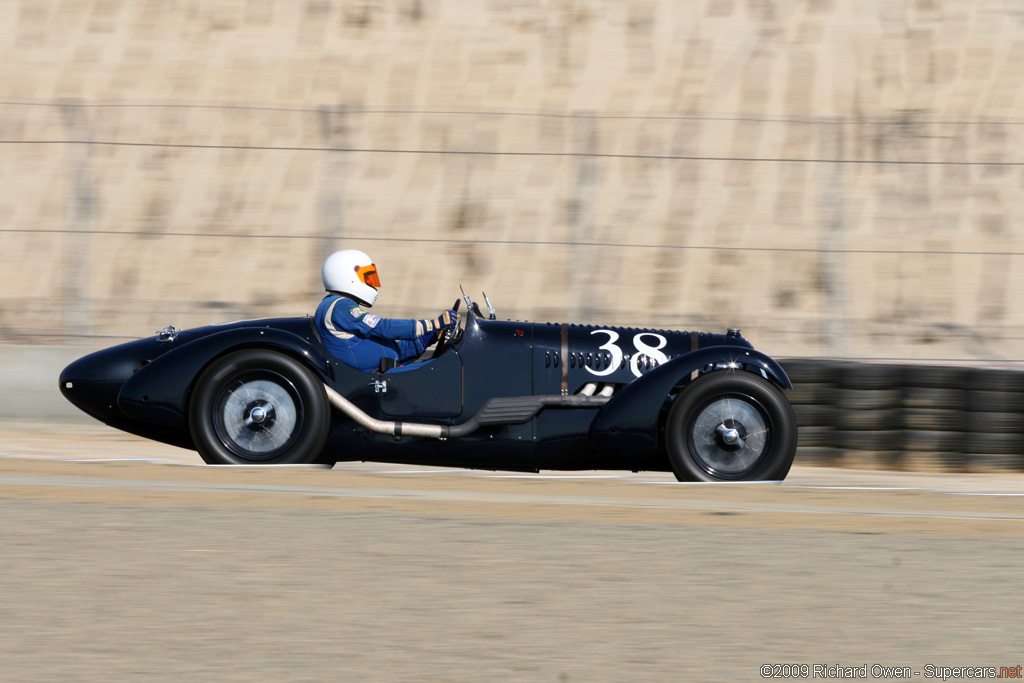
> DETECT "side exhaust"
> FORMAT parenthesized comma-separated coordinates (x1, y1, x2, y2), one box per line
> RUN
(324, 384, 609, 439)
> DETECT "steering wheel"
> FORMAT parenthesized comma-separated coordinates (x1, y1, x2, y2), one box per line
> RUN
(431, 298, 462, 359)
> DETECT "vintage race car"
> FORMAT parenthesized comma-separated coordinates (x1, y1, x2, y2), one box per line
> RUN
(60, 293, 797, 481)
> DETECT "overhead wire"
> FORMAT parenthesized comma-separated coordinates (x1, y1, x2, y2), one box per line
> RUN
(4, 99, 1023, 359)
(0, 138, 1022, 167)
(5, 98, 1024, 126)
(2, 228, 1024, 257)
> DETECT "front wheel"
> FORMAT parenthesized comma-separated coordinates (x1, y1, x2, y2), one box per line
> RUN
(664, 370, 797, 482)
(189, 350, 330, 465)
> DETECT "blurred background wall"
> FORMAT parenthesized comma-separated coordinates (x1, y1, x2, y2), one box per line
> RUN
(2, 0, 1024, 367)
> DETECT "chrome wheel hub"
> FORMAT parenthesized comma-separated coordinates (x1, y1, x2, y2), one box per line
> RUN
(716, 423, 745, 448)
(689, 396, 770, 476)
(217, 377, 299, 456)
(245, 401, 273, 426)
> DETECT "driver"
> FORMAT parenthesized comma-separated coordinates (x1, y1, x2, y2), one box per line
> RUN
(315, 249, 458, 372)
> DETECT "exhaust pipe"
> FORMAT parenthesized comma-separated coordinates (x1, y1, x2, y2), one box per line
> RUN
(324, 384, 446, 438)
(323, 383, 610, 440)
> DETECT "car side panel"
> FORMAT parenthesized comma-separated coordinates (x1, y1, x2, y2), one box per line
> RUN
(118, 327, 333, 431)
(455, 317, 535, 441)
(375, 352, 464, 419)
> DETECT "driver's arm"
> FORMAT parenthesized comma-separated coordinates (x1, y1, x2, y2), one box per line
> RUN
(331, 303, 454, 344)
(363, 311, 455, 363)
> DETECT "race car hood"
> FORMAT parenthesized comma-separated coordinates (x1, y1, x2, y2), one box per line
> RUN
(530, 321, 754, 394)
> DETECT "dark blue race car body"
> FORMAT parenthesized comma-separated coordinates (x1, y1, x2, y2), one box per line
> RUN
(60, 296, 797, 481)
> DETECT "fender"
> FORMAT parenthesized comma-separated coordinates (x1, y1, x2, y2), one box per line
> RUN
(589, 346, 791, 457)
(118, 327, 334, 430)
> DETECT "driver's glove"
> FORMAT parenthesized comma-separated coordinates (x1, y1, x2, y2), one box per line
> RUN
(435, 309, 458, 333)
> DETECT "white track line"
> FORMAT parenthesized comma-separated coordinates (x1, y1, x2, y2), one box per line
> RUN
(4, 453, 1023, 496)
(1, 474, 1023, 522)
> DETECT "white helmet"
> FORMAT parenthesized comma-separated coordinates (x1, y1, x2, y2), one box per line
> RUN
(322, 249, 380, 306)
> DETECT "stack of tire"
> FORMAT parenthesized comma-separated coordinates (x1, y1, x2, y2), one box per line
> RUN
(899, 365, 969, 471)
(963, 367, 1024, 472)
(782, 360, 841, 465)
(783, 360, 1024, 472)
(835, 363, 904, 469)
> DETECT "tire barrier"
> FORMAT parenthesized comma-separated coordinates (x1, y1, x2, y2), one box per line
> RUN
(783, 360, 840, 466)
(780, 360, 1024, 472)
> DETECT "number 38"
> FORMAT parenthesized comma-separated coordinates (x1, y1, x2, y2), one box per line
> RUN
(586, 329, 669, 378)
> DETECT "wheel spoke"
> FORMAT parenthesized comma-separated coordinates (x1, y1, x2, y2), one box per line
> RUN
(215, 375, 301, 459)
(689, 394, 771, 477)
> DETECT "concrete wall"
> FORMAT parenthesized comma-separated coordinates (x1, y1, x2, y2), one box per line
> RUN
(3, 1, 1024, 364)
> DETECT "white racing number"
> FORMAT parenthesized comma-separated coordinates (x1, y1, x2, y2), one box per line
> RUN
(629, 332, 669, 377)
(585, 329, 669, 378)
(586, 329, 623, 377)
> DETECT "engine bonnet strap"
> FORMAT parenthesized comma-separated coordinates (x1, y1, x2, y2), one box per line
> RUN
(560, 323, 569, 395)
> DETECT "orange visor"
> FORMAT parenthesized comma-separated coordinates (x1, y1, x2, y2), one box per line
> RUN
(355, 263, 381, 288)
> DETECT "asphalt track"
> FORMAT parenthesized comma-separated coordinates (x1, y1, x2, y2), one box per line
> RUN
(2, 425, 1023, 681)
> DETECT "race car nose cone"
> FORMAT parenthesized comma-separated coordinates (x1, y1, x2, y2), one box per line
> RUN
(59, 339, 160, 424)
(60, 350, 134, 422)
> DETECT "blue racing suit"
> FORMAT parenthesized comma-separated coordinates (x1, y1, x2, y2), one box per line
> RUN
(315, 295, 441, 372)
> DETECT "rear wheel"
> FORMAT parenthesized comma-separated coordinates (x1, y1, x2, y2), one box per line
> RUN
(665, 371, 797, 482)
(189, 350, 330, 465)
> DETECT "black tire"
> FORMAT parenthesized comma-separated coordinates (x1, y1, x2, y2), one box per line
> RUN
(837, 430, 900, 451)
(967, 368, 1024, 393)
(780, 359, 841, 385)
(902, 408, 967, 432)
(842, 450, 903, 470)
(793, 403, 835, 426)
(787, 382, 837, 406)
(965, 390, 1024, 413)
(901, 430, 965, 453)
(905, 365, 971, 389)
(963, 432, 1023, 456)
(965, 453, 1024, 472)
(839, 363, 903, 390)
(837, 388, 902, 411)
(797, 425, 835, 448)
(966, 411, 1024, 434)
(664, 371, 797, 482)
(189, 349, 330, 465)
(903, 451, 967, 471)
(795, 447, 842, 466)
(902, 387, 965, 411)
(836, 408, 902, 431)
